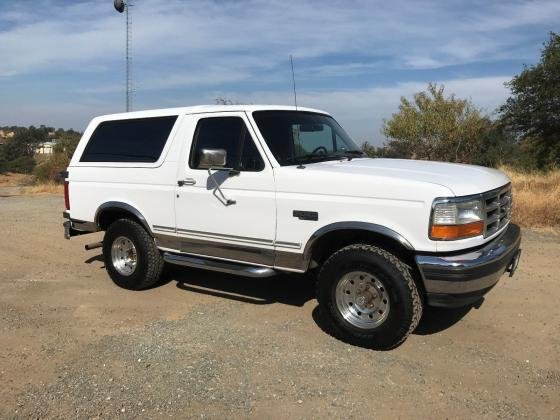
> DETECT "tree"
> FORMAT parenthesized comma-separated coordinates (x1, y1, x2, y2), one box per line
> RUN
(500, 32, 560, 169)
(0, 126, 49, 173)
(53, 129, 81, 159)
(35, 129, 82, 182)
(473, 122, 520, 168)
(215, 97, 238, 105)
(2, 126, 48, 161)
(361, 141, 384, 157)
(382, 83, 492, 163)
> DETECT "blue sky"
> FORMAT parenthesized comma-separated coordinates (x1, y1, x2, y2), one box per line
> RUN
(0, 0, 558, 145)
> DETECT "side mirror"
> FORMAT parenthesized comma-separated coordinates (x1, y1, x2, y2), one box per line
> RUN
(199, 148, 226, 169)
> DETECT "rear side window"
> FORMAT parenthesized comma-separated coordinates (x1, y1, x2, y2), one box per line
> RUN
(80, 116, 177, 162)
(189, 117, 264, 171)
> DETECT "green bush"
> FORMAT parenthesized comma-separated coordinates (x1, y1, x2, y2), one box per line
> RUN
(33, 153, 69, 183)
(4, 156, 35, 173)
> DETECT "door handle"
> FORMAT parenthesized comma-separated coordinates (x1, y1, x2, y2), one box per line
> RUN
(178, 178, 196, 186)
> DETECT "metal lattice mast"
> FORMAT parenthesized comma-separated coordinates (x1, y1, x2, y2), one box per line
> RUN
(125, 2, 132, 112)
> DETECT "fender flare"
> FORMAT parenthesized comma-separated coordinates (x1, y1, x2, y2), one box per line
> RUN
(94, 201, 152, 234)
(302, 221, 414, 267)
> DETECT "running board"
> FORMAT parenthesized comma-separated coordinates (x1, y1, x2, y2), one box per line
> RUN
(162, 252, 276, 278)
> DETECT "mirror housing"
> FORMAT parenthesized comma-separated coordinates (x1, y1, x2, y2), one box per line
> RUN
(199, 148, 226, 169)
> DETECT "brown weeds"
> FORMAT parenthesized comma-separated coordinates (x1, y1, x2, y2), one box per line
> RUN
(21, 182, 64, 195)
(501, 167, 560, 228)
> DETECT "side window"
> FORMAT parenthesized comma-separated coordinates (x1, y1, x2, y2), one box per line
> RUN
(81, 116, 177, 163)
(189, 117, 265, 172)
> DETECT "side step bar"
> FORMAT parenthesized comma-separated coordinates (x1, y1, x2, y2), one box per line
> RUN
(163, 252, 276, 278)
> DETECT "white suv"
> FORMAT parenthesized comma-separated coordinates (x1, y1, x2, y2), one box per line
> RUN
(63, 105, 521, 349)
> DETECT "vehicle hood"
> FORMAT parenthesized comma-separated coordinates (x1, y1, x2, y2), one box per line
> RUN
(304, 158, 510, 196)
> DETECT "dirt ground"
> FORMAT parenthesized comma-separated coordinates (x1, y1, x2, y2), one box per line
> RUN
(0, 194, 559, 419)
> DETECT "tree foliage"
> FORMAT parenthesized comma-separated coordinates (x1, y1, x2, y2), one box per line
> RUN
(0, 126, 81, 177)
(382, 83, 493, 163)
(500, 32, 560, 169)
(52, 129, 81, 159)
(1, 126, 49, 161)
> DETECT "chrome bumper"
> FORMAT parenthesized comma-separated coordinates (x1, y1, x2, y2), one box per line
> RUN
(416, 223, 521, 307)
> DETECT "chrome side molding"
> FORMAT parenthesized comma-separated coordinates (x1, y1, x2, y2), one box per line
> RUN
(163, 252, 276, 278)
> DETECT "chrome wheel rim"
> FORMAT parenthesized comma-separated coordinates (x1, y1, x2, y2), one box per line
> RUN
(111, 236, 137, 276)
(335, 271, 390, 329)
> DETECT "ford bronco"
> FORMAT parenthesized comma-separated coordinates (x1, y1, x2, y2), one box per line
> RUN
(63, 105, 521, 349)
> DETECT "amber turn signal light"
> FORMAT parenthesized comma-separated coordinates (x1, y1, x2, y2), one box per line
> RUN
(430, 220, 484, 240)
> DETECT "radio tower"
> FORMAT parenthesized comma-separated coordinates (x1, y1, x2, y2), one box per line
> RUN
(114, 0, 133, 112)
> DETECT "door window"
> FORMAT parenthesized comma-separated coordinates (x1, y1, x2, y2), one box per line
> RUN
(189, 117, 265, 172)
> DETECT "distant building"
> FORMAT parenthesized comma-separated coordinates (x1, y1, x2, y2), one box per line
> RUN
(36, 140, 58, 155)
(0, 129, 15, 139)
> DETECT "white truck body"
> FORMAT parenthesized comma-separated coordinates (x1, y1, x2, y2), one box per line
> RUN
(63, 105, 521, 349)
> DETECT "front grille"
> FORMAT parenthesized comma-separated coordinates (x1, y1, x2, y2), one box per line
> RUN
(483, 184, 512, 237)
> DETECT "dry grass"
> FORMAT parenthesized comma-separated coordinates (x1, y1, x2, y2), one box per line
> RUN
(501, 166, 560, 228)
(0, 172, 34, 187)
(0, 172, 63, 195)
(21, 182, 64, 195)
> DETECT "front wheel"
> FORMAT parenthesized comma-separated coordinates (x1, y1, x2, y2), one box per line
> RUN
(103, 218, 164, 290)
(316, 244, 422, 350)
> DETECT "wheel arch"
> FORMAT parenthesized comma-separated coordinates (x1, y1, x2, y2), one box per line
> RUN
(303, 222, 426, 300)
(304, 222, 413, 262)
(95, 201, 152, 235)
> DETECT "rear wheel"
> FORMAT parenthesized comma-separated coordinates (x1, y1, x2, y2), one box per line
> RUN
(317, 244, 422, 350)
(103, 218, 164, 290)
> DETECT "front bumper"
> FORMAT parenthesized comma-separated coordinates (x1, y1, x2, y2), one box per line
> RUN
(416, 223, 521, 308)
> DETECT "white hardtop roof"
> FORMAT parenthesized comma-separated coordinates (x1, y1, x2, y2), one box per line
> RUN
(96, 105, 330, 121)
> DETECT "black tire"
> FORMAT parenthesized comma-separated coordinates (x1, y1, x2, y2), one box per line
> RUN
(316, 244, 422, 350)
(103, 218, 164, 290)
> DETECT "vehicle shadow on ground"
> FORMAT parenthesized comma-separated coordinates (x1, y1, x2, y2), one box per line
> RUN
(170, 266, 316, 307)
(311, 298, 483, 349)
(85, 254, 104, 264)
(83, 254, 314, 302)
(413, 301, 482, 335)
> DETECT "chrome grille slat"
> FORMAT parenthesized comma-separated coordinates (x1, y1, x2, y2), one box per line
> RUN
(483, 184, 512, 238)
(485, 202, 499, 211)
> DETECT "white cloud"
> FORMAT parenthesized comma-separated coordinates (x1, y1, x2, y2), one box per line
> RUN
(1, 0, 558, 77)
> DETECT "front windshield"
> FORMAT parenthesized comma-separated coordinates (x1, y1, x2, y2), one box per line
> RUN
(252, 111, 362, 166)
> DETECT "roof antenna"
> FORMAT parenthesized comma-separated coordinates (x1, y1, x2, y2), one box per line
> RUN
(290, 55, 298, 110)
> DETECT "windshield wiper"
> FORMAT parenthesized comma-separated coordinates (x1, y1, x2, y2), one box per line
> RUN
(284, 154, 333, 165)
(284, 150, 365, 166)
(327, 150, 365, 160)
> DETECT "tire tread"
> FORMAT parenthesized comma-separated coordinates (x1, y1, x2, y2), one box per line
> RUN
(104, 218, 164, 290)
(317, 243, 422, 349)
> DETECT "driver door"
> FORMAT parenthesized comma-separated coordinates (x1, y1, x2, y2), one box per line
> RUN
(174, 112, 276, 266)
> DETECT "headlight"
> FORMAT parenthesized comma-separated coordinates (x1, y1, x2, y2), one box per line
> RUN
(430, 197, 484, 240)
